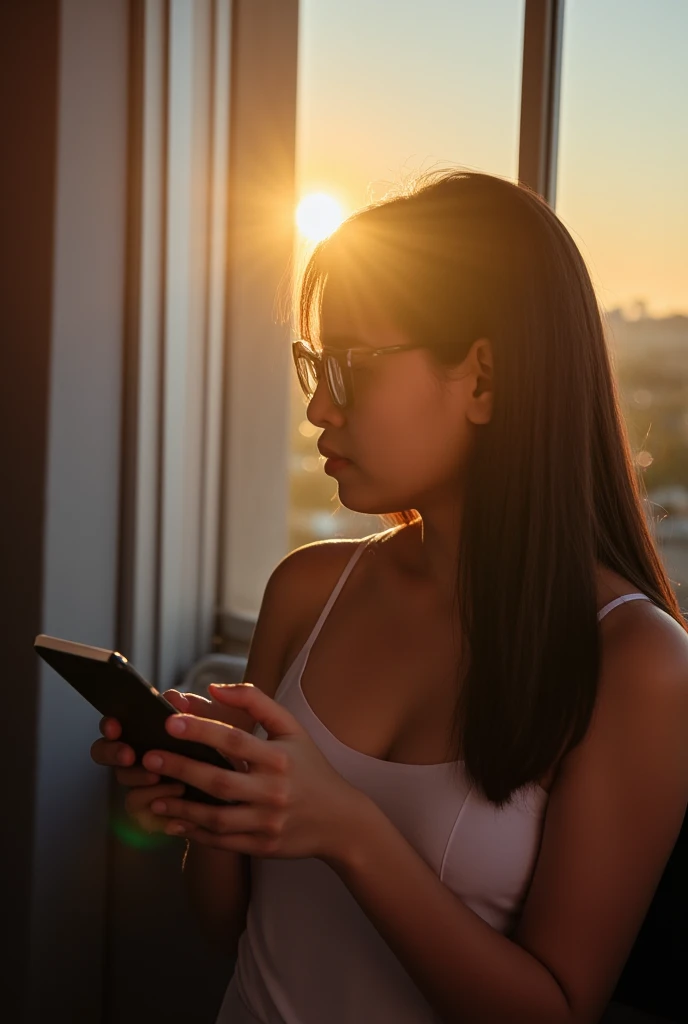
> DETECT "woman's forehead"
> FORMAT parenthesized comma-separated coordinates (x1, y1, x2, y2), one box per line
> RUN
(320, 275, 395, 340)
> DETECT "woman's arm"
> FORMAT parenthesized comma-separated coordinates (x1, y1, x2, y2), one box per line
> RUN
(325, 608, 688, 1024)
(176, 542, 328, 951)
(182, 842, 251, 955)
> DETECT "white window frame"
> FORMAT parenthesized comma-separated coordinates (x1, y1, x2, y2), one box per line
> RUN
(121, 0, 236, 689)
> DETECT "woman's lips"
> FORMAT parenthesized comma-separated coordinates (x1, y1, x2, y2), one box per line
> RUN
(324, 456, 353, 475)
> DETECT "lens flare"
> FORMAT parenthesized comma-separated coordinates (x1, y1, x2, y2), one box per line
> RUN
(111, 813, 176, 850)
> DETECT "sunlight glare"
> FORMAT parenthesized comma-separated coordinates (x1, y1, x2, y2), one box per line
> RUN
(296, 193, 344, 242)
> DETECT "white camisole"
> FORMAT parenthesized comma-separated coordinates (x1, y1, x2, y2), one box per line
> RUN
(217, 532, 654, 1023)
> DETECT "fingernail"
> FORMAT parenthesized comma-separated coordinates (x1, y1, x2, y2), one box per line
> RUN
(116, 749, 130, 766)
(168, 823, 187, 835)
(146, 754, 163, 769)
(168, 716, 186, 734)
(211, 682, 253, 689)
(151, 800, 167, 813)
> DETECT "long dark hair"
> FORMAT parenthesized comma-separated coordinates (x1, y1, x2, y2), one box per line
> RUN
(295, 169, 687, 808)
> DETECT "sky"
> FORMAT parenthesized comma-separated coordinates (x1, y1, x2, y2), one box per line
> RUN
(296, 0, 687, 317)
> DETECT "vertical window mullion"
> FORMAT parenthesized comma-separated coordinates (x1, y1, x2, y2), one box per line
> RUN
(518, 0, 565, 204)
(120, 0, 167, 684)
(199, 0, 232, 654)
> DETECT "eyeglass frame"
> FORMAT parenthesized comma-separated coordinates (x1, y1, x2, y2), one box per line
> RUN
(292, 337, 426, 409)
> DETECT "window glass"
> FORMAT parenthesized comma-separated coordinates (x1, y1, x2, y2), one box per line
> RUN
(556, 0, 688, 607)
(290, 0, 526, 548)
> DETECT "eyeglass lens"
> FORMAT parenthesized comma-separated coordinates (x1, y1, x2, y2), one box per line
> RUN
(296, 348, 347, 407)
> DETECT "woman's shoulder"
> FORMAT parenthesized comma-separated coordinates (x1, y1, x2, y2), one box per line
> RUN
(593, 565, 688, 708)
(279, 524, 405, 576)
(271, 534, 384, 673)
(271, 531, 379, 611)
(595, 564, 684, 635)
(281, 532, 375, 571)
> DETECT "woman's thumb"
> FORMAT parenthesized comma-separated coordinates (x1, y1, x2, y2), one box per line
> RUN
(164, 689, 211, 713)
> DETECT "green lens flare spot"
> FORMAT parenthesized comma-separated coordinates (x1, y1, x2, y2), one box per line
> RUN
(110, 814, 177, 851)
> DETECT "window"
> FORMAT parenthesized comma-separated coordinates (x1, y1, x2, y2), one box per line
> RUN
(214, 0, 686, 646)
(290, 0, 526, 551)
(555, 0, 688, 608)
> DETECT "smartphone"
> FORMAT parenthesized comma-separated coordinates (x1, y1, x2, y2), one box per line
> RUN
(34, 633, 240, 806)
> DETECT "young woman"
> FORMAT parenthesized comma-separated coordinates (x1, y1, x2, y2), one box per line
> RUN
(92, 170, 688, 1024)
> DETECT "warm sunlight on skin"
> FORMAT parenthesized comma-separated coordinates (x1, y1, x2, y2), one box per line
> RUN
(296, 192, 345, 242)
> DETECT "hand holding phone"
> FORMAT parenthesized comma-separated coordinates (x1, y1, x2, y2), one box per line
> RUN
(92, 707, 188, 835)
(34, 634, 242, 806)
(91, 689, 247, 834)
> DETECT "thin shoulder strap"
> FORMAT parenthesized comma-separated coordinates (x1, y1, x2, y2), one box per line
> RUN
(597, 593, 653, 622)
(300, 532, 383, 655)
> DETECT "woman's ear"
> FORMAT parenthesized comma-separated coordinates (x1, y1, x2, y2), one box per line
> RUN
(467, 339, 493, 423)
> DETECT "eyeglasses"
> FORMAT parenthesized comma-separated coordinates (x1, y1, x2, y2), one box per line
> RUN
(292, 338, 425, 409)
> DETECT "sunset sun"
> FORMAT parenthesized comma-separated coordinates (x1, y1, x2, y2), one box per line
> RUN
(295, 192, 345, 242)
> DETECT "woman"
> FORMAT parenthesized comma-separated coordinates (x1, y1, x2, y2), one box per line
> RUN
(92, 170, 688, 1023)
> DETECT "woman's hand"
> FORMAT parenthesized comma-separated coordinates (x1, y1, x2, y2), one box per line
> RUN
(140, 682, 373, 865)
(89, 689, 251, 835)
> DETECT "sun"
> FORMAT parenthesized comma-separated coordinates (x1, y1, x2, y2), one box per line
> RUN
(295, 192, 344, 242)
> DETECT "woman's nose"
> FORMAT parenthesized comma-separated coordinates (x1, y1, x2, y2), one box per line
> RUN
(306, 378, 347, 429)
